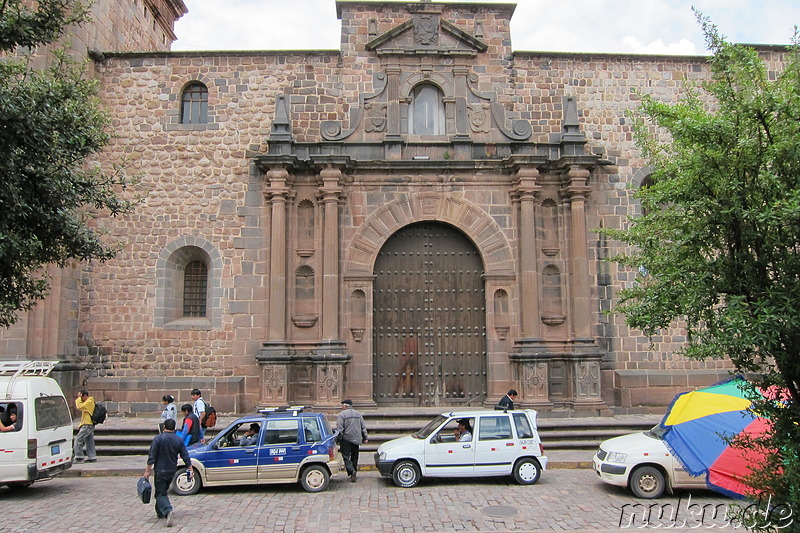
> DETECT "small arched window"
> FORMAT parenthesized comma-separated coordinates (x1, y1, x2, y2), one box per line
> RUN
(181, 82, 208, 124)
(183, 260, 208, 317)
(638, 175, 655, 216)
(409, 84, 445, 135)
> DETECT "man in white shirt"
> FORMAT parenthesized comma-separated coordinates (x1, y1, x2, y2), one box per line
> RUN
(191, 389, 206, 439)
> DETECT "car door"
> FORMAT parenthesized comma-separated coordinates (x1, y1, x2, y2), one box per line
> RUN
(473, 414, 518, 475)
(258, 418, 303, 482)
(203, 423, 259, 484)
(669, 453, 708, 489)
(421, 417, 475, 477)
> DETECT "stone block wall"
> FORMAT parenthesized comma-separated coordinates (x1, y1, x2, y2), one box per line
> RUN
(5, 2, 788, 412)
(87, 376, 245, 416)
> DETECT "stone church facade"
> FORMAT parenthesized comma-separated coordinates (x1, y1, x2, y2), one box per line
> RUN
(5, 0, 784, 414)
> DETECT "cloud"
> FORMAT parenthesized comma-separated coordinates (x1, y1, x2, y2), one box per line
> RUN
(171, 0, 799, 54)
(619, 36, 699, 55)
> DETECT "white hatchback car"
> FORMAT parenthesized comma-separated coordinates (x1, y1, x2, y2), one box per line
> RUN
(593, 425, 706, 498)
(375, 409, 547, 488)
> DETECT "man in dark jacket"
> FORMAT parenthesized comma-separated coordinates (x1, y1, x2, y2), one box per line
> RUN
(144, 418, 191, 526)
(177, 403, 201, 446)
(495, 389, 518, 410)
(336, 399, 368, 483)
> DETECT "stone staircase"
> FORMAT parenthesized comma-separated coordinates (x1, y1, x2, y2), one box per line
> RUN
(89, 411, 660, 457)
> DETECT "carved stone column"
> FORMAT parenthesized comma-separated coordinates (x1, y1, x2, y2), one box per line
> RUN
(318, 165, 343, 341)
(453, 65, 469, 139)
(565, 166, 592, 340)
(385, 65, 402, 139)
(265, 167, 290, 341)
(513, 166, 541, 339)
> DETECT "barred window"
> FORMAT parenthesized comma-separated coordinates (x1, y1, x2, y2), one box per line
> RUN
(181, 82, 208, 124)
(183, 260, 207, 317)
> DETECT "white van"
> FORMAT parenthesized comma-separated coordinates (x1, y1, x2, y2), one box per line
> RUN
(0, 361, 74, 488)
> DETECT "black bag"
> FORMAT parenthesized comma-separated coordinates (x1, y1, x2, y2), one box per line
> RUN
(137, 476, 152, 504)
(91, 403, 107, 425)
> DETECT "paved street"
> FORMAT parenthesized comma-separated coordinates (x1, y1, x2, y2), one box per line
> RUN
(2, 469, 743, 533)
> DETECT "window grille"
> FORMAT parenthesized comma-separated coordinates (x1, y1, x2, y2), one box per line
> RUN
(183, 260, 207, 317)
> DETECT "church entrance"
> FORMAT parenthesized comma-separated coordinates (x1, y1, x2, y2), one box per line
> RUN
(372, 222, 487, 407)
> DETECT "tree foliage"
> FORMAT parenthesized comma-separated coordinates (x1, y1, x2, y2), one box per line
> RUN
(0, 0, 133, 327)
(602, 12, 800, 524)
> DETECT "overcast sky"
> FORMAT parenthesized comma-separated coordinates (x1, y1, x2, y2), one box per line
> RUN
(172, 0, 799, 55)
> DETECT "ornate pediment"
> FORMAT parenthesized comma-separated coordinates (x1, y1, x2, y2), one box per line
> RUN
(366, 15, 487, 57)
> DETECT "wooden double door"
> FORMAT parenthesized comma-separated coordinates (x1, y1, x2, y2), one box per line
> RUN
(373, 223, 487, 407)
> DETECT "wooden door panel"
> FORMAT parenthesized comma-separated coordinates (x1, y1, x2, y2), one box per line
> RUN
(374, 223, 486, 406)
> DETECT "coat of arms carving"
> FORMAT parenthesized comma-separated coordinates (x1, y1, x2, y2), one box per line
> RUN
(413, 14, 439, 45)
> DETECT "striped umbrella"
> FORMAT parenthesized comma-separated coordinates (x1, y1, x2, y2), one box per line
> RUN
(660, 377, 772, 498)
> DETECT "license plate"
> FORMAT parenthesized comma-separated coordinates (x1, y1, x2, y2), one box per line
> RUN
(51, 445, 60, 455)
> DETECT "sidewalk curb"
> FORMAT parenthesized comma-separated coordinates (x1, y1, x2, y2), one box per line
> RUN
(62, 460, 593, 477)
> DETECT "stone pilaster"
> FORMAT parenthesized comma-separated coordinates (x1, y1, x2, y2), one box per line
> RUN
(565, 166, 592, 340)
(265, 167, 291, 341)
(317, 164, 344, 341)
(513, 166, 541, 339)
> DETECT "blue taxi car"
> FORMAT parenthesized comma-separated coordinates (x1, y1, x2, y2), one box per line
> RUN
(171, 407, 341, 494)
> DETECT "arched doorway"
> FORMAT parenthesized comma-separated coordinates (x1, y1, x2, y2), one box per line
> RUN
(373, 222, 486, 407)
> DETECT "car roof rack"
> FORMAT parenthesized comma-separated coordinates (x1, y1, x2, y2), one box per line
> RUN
(1, 360, 59, 400)
(0, 360, 58, 377)
(258, 405, 305, 417)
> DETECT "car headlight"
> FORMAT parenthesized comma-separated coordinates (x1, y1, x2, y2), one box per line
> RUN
(378, 451, 386, 461)
(606, 451, 627, 463)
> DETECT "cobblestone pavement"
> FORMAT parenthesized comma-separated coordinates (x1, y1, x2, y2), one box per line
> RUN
(2, 469, 746, 533)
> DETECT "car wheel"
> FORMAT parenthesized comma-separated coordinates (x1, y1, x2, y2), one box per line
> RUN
(300, 465, 330, 493)
(392, 460, 421, 488)
(513, 458, 541, 485)
(171, 466, 201, 496)
(630, 466, 666, 499)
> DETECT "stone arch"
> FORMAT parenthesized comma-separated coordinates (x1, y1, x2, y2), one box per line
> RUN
(155, 236, 224, 328)
(399, 72, 454, 100)
(631, 166, 655, 189)
(344, 194, 514, 278)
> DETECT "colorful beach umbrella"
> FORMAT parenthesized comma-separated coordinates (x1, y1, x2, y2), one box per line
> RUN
(660, 377, 772, 498)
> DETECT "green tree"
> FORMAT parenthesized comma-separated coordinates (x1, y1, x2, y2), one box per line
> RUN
(602, 13, 800, 525)
(0, 0, 133, 327)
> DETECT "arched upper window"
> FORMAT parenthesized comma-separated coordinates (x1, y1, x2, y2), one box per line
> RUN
(638, 174, 655, 216)
(183, 260, 208, 317)
(409, 84, 445, 135)
(181, 82, 208, 124)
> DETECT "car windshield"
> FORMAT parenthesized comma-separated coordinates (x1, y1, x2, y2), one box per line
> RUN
(413, 415, 448, 439)
(644, 424, 667, 440)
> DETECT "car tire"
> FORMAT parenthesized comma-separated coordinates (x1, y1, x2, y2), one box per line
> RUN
(512, 458, 541, 485)
(171, 466, 201, 496)
(630, 465, 666, 499)
(300, 464, 330, 493)
(392, 460, 421, 488)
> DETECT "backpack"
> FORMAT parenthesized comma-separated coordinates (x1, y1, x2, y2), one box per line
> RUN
(91, 403, 107, 425)
(201, 400, 216, 428)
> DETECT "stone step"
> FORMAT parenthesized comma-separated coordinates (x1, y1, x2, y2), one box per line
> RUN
(84, 413, 658, 456)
